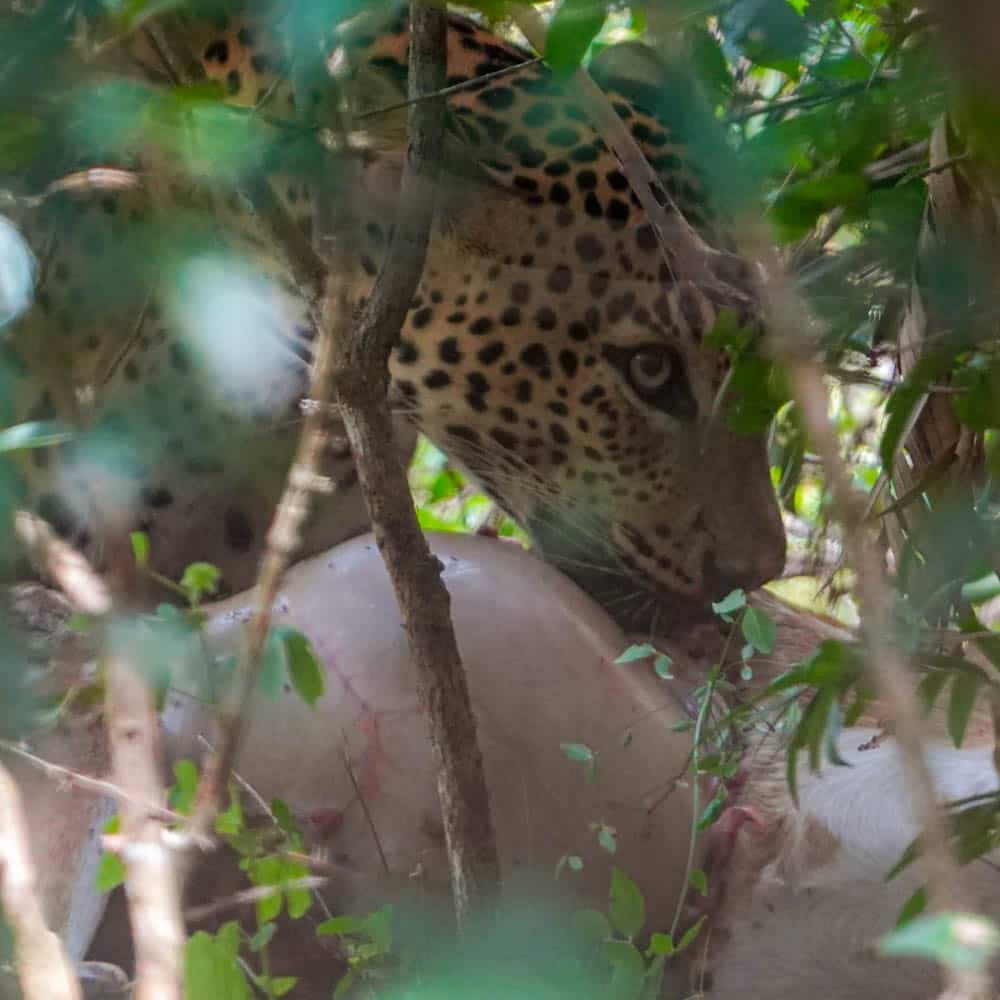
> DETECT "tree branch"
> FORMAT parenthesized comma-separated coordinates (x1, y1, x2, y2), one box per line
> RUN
(331, 0, 501, 921)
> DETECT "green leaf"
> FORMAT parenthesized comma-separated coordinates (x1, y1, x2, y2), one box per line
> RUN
(180, 562, 221, 605)
(948, 671, 981, 748)
(561, 742, 595, 763)
(130, 531, 150, 567)
(0, 421, 72, 453)
(741, 606, 777, 654)
(95, 851, 126, 892)
(689, 869, 709, 896)
(896, 887, 929, 928)
(184, 930, 252, 999)
(605, 939, 646, 999)
(598, 824, 618, 854)
(712, 589, 746, 616)
(879, 912, 1000, 972)
(609, 867, 646, 940)
(653, 654, 674, 679)
(281, 628, 324, 707)
(317, 915, 365, 938)
(545, 0, 608, 76)
(614, 643, 656, 664)
(268, 977, 297, 998)
(696, 792, 725, 831)
(567, 854, 584, 871)
(574, 908, 612, 949)
(168, 759, 199, 815)
(647, 932, 674, 956)
(248, 922, 277, 952)
(677, 916, 707, 953)
(916, 670, 951, 717)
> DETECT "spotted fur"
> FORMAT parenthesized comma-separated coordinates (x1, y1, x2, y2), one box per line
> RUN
(6, 8, 785, 617)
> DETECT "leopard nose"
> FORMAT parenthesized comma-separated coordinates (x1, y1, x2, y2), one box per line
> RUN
(703, 543, 786, 598)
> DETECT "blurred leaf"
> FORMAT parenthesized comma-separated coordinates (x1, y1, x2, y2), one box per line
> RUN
(169, 759, 199, 815)
(546, 0, 608, 76)
(742, 606, 777, 653)
(608, 868, 645, 940)
(947, 671, 981, 748)
(614, 643, 656, 664)
(185, 929, 251, 1000)
(180, 562, 221, 605)
(896, 887, 928, 928)
(712, 589, 746, 616)
(561, 742, 595, 763)
(879, 912, 1000, 972)
(0, 420, 71, 453)
(677, 916, 706, 953)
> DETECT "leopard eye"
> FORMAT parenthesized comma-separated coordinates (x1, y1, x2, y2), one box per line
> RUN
(627, 346, 673, 395)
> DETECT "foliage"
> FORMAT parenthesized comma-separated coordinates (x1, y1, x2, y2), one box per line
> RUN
(3, 0, 1000, 989)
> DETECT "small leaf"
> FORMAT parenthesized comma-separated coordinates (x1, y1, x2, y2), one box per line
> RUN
(130, 531, 149, 567)
(95, 851, 126, 892)
(653, 654, 673, 679)
(742, 606, 777, 654)
(689, 869, 708, 896)
(647, 932, 674, 956)
(879, 912, 1000, 972)
(896, 887, 929, 928)
(568, 854, 584, 871)
(677, 916, 707, 953)
(711, 589, 746, 616)
(275, 627, 324, 707)
(317, 915, 365, 938)
(168, 759, 199, 815)
(696, 792, 726, 831)
(948, 671, 982, 748)
(561, 742, 595, 763)
(180, 562, 221, 605)
(614, 643, 656, 664)
(609, 867, 646, 940)
(248, 922, 277, 952)
(598, 824, 618, 854)
(268, 978, 297, 998)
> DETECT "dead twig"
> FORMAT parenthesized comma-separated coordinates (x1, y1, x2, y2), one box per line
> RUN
(0, 762, 82, 1000)
(331, 0, 501, 922)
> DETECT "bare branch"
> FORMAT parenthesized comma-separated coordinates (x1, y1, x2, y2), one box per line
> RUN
(14, 512, 186, 1000)
(0, 762, 82, 1000)
(332, 0, 501, 920)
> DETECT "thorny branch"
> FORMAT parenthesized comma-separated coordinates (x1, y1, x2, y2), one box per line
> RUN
(332, 0, 501, 921)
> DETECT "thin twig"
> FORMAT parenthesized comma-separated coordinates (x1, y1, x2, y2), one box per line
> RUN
(332, 0, 501, 922)
(184, 877, 326, 923)
(356, 55, 543, 120)
(0, 762, 82, 1000)
(342, 742, 390, 874)
(0, 739, 188, 828)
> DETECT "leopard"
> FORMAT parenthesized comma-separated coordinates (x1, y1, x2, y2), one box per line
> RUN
(1, 2, 786, 627)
